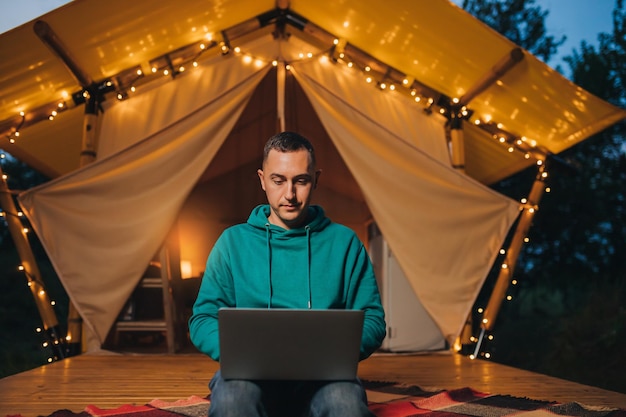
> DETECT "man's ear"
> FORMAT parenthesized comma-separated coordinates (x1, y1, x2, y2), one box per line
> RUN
(313, 169, 322, 189)
(257, 169, 266, 191)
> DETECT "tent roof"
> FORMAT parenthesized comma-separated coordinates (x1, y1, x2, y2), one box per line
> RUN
(0, 0, 624, 183)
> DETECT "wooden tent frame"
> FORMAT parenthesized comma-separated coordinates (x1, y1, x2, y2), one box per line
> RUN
(0, 3, 568, 358)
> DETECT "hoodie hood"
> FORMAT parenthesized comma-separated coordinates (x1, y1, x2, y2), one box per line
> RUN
(247, 204, 331, 234)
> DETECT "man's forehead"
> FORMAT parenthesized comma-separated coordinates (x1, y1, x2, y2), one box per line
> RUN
(264, 149, 313, 171)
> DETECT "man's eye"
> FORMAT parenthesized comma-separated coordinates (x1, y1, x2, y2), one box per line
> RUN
(273, 180, 284, 185)
(296, 179, 310, 185)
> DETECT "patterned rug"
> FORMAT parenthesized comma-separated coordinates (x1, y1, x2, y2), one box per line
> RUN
(8, 381, 626, 417)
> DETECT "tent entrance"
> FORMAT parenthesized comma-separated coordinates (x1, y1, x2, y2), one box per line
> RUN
(175, 67, 446, 352)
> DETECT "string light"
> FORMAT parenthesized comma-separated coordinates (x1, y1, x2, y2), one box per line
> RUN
(469, 161, 553, 362)
(1, 168, 65, 363)
(3, 20, 553, 367)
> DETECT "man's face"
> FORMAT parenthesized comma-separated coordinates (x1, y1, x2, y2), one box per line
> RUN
(257, 148, 320, 230)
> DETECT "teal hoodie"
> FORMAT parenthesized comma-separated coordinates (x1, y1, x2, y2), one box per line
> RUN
(189, 204, 386, 361)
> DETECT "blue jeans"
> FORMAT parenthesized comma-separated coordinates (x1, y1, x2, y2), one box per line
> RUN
(208, 370, 374, 417)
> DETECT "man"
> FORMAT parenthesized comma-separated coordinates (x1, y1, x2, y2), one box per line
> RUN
(189, 131, 386, 417)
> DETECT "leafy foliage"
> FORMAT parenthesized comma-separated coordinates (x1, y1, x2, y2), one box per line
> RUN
(461, 0, 566, 62)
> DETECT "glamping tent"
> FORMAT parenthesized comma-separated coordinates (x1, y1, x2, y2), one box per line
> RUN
(1, 0, 624, 353)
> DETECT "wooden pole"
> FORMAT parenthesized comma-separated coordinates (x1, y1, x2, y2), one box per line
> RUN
(64, 93, 101, 355)
(449, 111, 466, 173)
(447, 112, 473, 351)
(35, 17, 102, 356)
(0, 164, 65, 359)
(475, 162, 548, 354)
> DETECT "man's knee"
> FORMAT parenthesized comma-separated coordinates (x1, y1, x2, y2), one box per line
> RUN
(309, 381, 372, 417)
(209, 372, 264, 417)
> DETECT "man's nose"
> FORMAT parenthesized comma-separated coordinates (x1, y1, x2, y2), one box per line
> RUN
(285, 182, 296, 200)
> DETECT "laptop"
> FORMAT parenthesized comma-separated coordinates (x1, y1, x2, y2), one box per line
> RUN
(218, 308, 364, 381)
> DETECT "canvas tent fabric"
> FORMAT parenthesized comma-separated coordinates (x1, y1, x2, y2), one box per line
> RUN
(19, 56, 271, 344)
(1, 0, 624, 183)
(2, 0, 624, 350)
(17, 29, 521, 348)
(292, 59, 520, 335)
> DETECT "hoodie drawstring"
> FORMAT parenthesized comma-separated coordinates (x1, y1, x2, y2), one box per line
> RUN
(265, 223, 272, 309)
(264, 223, 313, 310)
(305, 225, 312, 309)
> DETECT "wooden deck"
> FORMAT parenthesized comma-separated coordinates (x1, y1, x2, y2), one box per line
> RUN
(1, 351, 625, 416)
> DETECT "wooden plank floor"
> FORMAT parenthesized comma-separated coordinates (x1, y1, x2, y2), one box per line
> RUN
(1, 351, 625, 416)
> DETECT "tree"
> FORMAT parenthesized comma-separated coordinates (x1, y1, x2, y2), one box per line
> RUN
(462, 0, 626, 393)
(461, 0, 566, 62)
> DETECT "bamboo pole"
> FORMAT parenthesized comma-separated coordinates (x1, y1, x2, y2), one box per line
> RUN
(0, 164, 65, 359)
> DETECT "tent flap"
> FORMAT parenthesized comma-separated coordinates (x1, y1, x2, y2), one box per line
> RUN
(18, 58, 270, 344)
(292, 57, 521, 342)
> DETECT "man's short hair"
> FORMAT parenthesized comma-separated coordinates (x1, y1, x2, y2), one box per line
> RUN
(263, 131, 316, 169)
